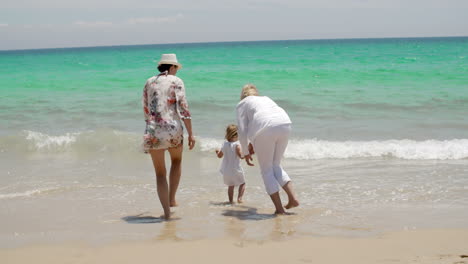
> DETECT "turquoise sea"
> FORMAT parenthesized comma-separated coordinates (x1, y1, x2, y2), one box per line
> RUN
(1, 37, 467, 246)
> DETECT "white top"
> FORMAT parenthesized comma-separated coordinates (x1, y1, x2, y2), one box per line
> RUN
(219, 141, 244, 186)
(236, 96, 292, 156)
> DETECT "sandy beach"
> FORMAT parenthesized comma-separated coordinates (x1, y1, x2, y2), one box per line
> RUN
(1, 38, 468, 263)
(2, 229, 468, 264)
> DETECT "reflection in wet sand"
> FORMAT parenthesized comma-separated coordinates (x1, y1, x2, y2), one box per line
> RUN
(269, 215, 299, 240)
(155, 218, 182, 241)
(222, 205, 276, 221)
(220, 205, 301, 241)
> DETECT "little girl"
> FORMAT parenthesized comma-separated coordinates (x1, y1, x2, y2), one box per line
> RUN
(215, 124, 246, 203)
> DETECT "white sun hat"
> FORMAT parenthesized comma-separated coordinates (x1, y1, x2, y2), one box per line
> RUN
(158, 53, 182, 69)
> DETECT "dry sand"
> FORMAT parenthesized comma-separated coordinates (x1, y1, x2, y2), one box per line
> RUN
(2, 229, 468, 264)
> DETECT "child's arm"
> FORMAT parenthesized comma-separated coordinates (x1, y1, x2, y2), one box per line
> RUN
(215, 149, 223, 158)
(236, 145, 243, 159)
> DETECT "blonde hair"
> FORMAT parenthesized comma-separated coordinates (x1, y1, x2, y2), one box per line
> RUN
(225, 124, 238, 142)
(240, 84, 259, 100)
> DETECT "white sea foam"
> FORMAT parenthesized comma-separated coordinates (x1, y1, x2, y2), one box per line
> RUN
(199, 138, 224, 152)
(3, 131, 468, 159)
(17, 130, 140, 152)
(199, 137, 468, 160)
(25, 130, 78, 150)
(0, 188, 60, 200)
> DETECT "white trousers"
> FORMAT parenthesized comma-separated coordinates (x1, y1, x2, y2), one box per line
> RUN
(253, 124, 291, 195)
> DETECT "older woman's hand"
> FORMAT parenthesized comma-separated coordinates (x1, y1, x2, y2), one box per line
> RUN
(244, 154, 254, 166)
(248, 143, 255, 155)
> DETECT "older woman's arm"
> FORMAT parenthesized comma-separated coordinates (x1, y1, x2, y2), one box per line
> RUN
(236, 102, 250, 157)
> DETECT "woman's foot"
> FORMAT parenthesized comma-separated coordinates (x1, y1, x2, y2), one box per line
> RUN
(163, 211, 172, 220)
(274, 210, 295, 215)
(170, 200, 178, 207)
(284, 199, 299, 209)
(274, 210, 286, 215)
(237, 198, 243, 203)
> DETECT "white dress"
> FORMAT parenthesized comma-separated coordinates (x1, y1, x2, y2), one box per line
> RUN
(219, 141, 245, 186)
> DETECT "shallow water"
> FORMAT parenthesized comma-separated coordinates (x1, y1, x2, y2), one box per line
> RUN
(1, 38, 467, 247)
(1, 147, 467, 247)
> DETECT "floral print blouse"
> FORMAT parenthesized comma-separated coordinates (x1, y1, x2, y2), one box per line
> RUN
(142, 72, 191, 152)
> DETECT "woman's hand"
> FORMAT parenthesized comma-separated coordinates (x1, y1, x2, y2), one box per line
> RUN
(244, 154, 254, 166)
(188, 135, 196, 150)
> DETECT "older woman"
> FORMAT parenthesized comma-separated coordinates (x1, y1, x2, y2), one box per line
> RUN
(142, 54, 195, 219)
(236, 84, 299, 214)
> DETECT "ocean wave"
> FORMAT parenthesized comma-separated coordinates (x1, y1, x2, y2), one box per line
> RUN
(1, 130, 468, 160)
(25, 130, 78, 150)
(0, 129, 141, 153)
(286, 139, 468, 160)
(201, 138, 468, 160)
(0, 187, 62, 200)
(0, 184, 117, 200)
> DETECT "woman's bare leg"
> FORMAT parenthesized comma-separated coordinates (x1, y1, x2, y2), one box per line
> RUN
(168, 145, 183, 207)
(270, 192, 286, 214)
(237, 183, 245, 203)
(149, 149, 171, 219)
(228, 186, 234, 203)
(282, 181, 299, 209)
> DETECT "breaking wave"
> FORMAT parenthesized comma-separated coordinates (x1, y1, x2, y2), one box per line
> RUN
(1, 130, 467, 160)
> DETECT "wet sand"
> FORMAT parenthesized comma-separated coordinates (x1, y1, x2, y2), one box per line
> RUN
(2, 229, 468, 264)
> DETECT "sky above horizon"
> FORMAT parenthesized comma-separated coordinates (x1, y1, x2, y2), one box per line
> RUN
(1, 0, 467, 50)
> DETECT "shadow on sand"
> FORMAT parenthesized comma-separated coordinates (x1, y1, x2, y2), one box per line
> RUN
(221, 205, 277, 221)
(210, 201, 235, 206)
(121, 213, 164, 224)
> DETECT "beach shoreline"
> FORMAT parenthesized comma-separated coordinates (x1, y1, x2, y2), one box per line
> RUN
(2, 228, 467, 264)
(1, 37, 467, 263)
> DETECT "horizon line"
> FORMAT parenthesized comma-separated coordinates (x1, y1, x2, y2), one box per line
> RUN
(1, 35, 467, 53)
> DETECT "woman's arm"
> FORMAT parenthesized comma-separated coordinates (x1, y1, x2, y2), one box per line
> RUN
(176, 79, 195, 150)
(182, 118, 195, 150)
(142, 81, 150, 122)
(175, 79, 191, 119)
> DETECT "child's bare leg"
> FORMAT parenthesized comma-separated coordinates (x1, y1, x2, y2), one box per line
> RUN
(282, 181, 299, 209)
(270, 192, 286, 214)
(228, 186, 234, 204)
(237, 183, 245, 203)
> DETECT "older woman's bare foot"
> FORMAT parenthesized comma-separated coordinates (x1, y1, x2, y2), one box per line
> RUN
(284, 199, 299, 209)
(170, 201, 178, 207)
(237, 198, 243, 203)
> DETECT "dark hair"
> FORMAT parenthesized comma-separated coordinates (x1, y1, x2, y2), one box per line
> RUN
(157, 64, 174, 73)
